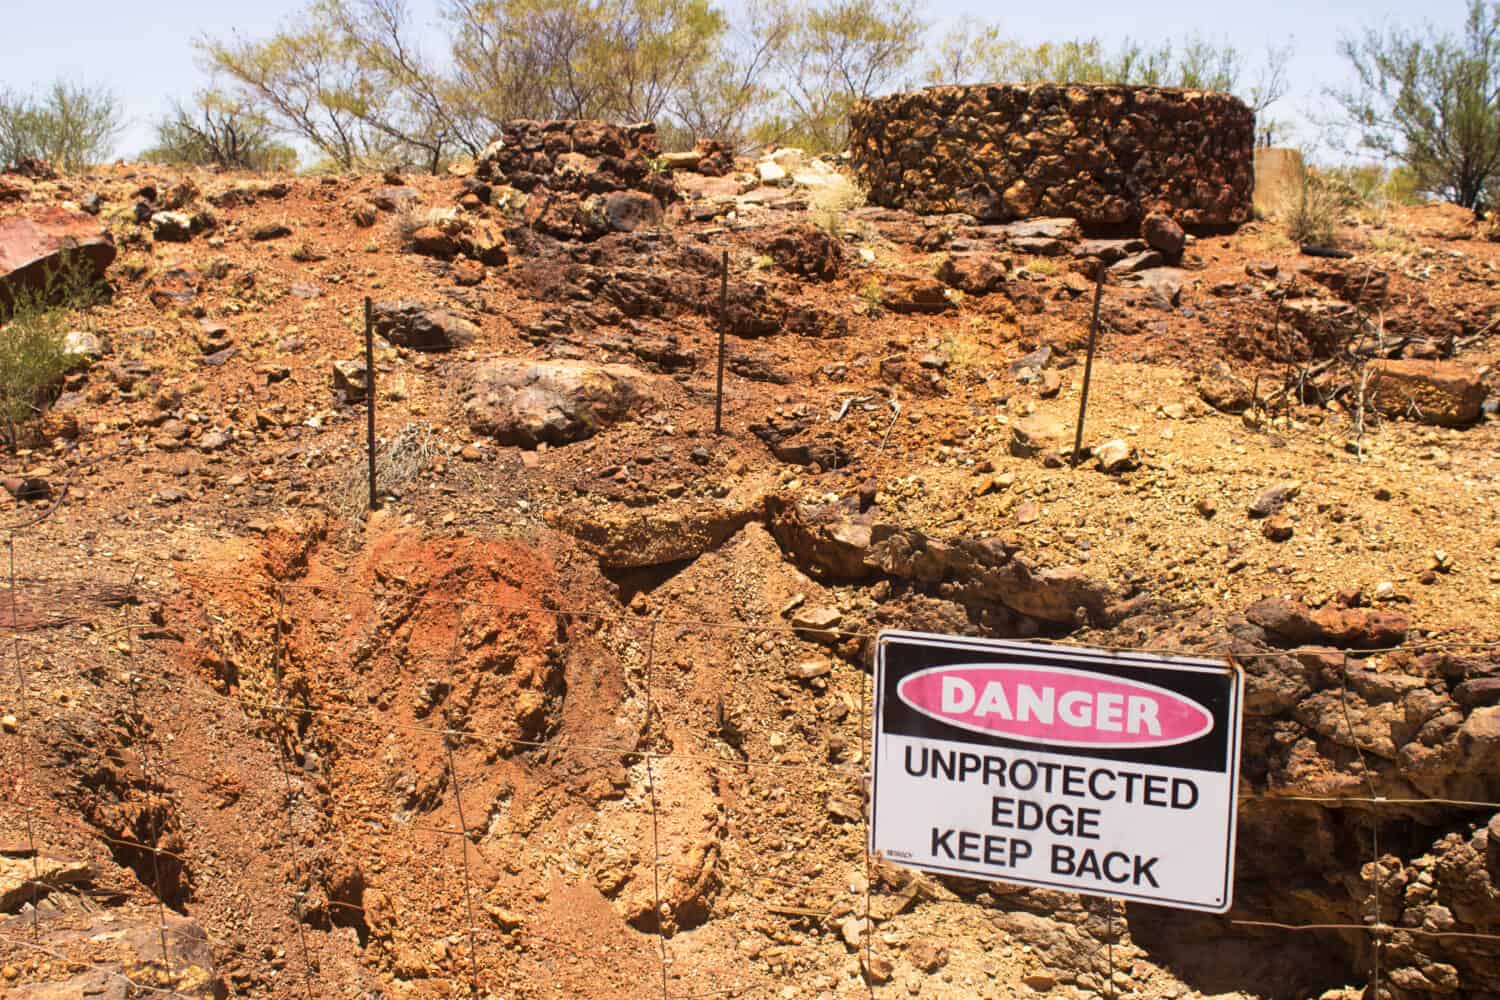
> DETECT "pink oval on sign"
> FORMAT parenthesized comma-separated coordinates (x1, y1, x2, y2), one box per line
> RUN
(896, 663, 1214, 749)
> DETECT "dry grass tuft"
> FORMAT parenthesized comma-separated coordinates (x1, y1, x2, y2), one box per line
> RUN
(334, 422, 441, 535)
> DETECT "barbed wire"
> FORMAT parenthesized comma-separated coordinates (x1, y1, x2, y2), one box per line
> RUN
(12, 576, 1500, 665)
(17, 646, 1500, 817)
(7, 534, 43, 938)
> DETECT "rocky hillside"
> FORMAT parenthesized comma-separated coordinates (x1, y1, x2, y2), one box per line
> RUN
(0, 125, 1498, 999)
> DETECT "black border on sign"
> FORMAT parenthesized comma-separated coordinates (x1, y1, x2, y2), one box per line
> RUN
(868, 630, 1243, 914)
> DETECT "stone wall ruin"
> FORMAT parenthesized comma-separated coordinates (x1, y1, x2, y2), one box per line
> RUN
(849, 84, 1254, 227)
(477, 119, 677, 240)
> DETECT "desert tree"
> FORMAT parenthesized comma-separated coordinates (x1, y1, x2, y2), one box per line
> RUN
(0, 79, 122, 172)
(144, 91, 297, 170)
(667, 0, 793, 148)
(443, 0, 611, 132)
(764, 0, 927, 153)
(1335, 0, 1500, 209)
(198, 14, 376, 170)
(601, 0, 728, 123)
(315, 0, 469, 170)
(444, 0, 726, 139)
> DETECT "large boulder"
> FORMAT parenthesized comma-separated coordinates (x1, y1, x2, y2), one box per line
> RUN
(0, 206, 114, 312)
(763, 497, 1118, 625)
(370, 300, 478, 351)
(464, 358, 656, 446)
(1365, 359, 1486, 426)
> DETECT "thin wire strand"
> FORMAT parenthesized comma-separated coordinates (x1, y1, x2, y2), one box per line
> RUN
(0, 933, 188, 996)
(15, 530, 1500, 1000)
(442, 610, 483, 1000)
(28, 645, 1500, 818)
(269, 589, 317, 999)
(7, 533, 42, 937)
(1227, 920, 1500, 944)
(445, 740, 483, 1000)
(1340, 651, 1382, 999)
(128, 568, 1500, 657)
(120, 601, 172, 980)
(643, 617, 671, 1000)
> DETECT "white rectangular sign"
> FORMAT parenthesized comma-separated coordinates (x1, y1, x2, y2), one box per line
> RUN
(871, 631, 1242, 913)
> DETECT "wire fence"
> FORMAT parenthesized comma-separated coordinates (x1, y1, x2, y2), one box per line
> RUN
(3, 517, 1500, 997)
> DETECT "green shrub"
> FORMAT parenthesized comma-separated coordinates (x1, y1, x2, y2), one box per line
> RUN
(1319, 163, 1422, 213)
(0, 255, 106, 446)
(0, 297, 70, 444)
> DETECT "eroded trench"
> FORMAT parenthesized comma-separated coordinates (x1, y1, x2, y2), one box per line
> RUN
(136, 507, 1500, 999)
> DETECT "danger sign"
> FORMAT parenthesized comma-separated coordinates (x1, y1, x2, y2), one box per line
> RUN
(870, 631, 1242, 913)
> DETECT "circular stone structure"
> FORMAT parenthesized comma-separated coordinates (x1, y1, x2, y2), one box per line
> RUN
(849, 84, 1254, 227)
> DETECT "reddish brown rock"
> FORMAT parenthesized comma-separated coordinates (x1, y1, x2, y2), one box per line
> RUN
(1246, 596, 1409, 649)
(1141, 210, 1186, 260)
(370, 299, 477, 351)
(0, 206, 115, 311)
(410, 225, 458, 259)
(692, 137, 734, 177)
(350, 199, 378, 227)
(452, 259, 485, 286)
(850, 84, 1253, 225)
(1365, 359, 1486, 426)
(757, 223, 844, 280)
(936, 252, 1009, 294)
(1299, 260, 1389, 306)
(881, 275, 951, 314)
(149, 266, 201, 309)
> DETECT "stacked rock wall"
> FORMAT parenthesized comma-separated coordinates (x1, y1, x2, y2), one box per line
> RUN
(849, 84, 1254, 227)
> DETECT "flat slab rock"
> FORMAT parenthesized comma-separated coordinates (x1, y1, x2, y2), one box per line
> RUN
(464, 358, 657, 447)
(0, 206, 115, 308)
(2, 908, 221, 998)
(1365, 359, 1486, 426)
(0, 854, 90, 911)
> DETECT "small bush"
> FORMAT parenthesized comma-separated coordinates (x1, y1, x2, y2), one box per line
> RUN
(0, 297, 71, 445)
(335, 422, 439, 533)
(1283, 171, 1342, 247)
(807, 176, 868, 235)
(0, 254, 106, 446)
(1320, 163, 1421, 209)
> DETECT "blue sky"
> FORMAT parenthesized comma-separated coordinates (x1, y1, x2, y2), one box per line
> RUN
(0, 0, 1455, 161)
